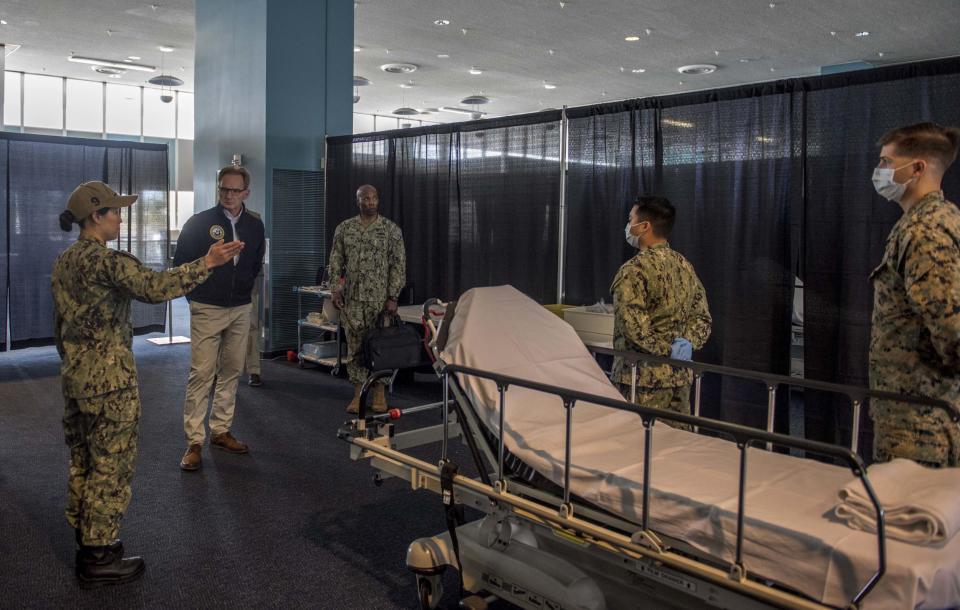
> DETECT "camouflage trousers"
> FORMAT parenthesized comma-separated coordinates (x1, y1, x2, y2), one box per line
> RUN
(63, 386, 140, 546)
(340, 299, 389, 386)
(620, 384, 692, 432)
(871, 402, 960, 467)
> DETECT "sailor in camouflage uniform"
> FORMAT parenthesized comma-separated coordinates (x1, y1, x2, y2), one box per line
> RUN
(869, 122, 960, 467)
(52, 181, 242, 587)
(327, 184, 407, 413)
(611, 196, 712, 430)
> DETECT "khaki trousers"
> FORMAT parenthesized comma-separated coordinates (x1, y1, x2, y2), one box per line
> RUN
(183, 301, 251, 444)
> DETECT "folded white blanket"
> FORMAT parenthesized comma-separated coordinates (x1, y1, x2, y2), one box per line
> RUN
(835, 458, 960, 545)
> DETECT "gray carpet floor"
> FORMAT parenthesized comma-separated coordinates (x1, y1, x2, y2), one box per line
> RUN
(0, 330, 485, 609)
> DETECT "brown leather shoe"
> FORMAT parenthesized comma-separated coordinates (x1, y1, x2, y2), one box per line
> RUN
(211, 431, 249, 454)
(180, 444, 202, 471)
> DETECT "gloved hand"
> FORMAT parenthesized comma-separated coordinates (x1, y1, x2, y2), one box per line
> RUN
(670, 338, 693, 361)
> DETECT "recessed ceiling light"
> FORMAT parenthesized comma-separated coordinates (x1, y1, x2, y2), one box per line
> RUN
(469, 66, 483, 75)
(543, 82, 557, 89)
(770, 67, 777, 72)
(548, 49, 555, 56)
(93, 66, 125, 75)
(128, 55, 140, 60)
(855, 31, 870, 37)
(380, 63, 418, 74)
(644, 28, 652, 35)
(433, 18, 450, 26)
(878, 51, 885, 57)
(631, 68, 646, 73)
(399, 81, 414, 89)
(677, 64, 717, 75)
(354, 46, 363, 52)
(830, 31, 837, 36)
(437, 53, 450, 59)
(624, 35, 640, 42)
(1, 20, 8, 25)
(739, 58, 751, 63)
(158, 45, 174, 52)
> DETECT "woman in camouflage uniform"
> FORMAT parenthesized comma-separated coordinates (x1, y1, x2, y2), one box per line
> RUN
(52, 181, 242, 587)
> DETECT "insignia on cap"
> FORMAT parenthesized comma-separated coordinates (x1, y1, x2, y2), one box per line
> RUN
(91, 196, 100, 205)
(209, 225, 225, 240)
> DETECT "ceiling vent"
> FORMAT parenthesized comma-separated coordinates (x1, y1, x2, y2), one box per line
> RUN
(380, 63, 418, 74)
(93, 66, 125, 75)
(677, 64, 717, 75)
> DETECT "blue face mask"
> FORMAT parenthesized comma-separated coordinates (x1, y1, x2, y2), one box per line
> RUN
(872, 161, 916, 202)
(624, 221, 641, 249)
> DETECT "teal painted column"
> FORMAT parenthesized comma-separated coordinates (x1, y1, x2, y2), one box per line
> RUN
(195, 0, 353, 352)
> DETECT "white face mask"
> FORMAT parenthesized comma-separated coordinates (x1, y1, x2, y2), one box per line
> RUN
(624, 221, 641, 249)
(872, 161, 916, 203)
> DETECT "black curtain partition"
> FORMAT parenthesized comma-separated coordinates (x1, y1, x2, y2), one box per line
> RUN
(326, 57, 960, 447)
(0, 132, 170, 349)
(326, 112, 562, 304)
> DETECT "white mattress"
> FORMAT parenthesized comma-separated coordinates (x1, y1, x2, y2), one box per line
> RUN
(441, 286, 960, 610)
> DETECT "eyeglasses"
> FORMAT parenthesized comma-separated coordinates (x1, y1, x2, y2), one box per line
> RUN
(219, 186, 246, 196)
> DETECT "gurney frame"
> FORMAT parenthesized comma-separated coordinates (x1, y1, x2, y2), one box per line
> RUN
(339, 301, 958, 610)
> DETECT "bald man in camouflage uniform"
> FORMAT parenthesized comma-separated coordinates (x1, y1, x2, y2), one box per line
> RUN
(612, 196, 712, 430)
(869, 122, 960, 467)
(53, 181, 241, 587)
(328, 184, 406, 413)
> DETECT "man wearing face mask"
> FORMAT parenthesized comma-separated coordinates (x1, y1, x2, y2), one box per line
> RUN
(611, 196, 712, 429)
(869, 122, 960, 467)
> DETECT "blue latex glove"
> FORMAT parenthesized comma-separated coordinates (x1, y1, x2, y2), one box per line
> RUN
(670, 338, 693, 361)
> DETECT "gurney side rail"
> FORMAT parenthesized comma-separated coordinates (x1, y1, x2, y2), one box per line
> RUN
(592, 345, 960, 455)
(440, 362, 887, 608)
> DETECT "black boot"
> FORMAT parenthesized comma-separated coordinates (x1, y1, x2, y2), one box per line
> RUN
(76, 544, 145, 589)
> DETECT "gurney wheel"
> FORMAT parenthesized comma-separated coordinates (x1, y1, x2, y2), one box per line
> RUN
(417, 575, 442, 609)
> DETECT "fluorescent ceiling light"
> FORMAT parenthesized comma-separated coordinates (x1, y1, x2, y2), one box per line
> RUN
(624, 35, 640, 42)
(68, 55, 156, 72)
(433, 18, 450, 25)
(469, 67, 483, 75)
(662, 118, 694, 128)
(440, 106, 486, 117)
(437, 53, 450, 59)
(128, 55, 140, 60)
(631, 68, 646, 73)
(158, 45, 174, 53)
(543, 82, 557, 89)
(855, 31, 870, 37)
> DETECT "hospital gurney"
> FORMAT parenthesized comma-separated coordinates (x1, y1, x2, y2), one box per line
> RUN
(339, 286, 960, 610)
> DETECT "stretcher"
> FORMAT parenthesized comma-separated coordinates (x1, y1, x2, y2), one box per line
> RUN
(339, 285, 960, 610)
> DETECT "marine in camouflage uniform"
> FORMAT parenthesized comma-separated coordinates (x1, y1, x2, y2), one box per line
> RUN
(870, 190, 960, 467)
(611, 243, 711, 430)
(54, 236, 211, 546)
(327, 186, 406, 402)
(51, 182, 238, 583)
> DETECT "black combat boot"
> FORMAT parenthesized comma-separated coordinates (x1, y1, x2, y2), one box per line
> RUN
(75, 544, 145, 588)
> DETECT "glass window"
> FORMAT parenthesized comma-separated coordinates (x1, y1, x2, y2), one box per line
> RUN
(65, 79, 104, 133)
(23, 74, 64, 130)
(143, 88, 176, 138)
(3, 71, 21, 128)
(177, 92, 194, 140)
(105, 83, 141, 135)
(374, 115, 398, 132)
(353, 113, 375, 134)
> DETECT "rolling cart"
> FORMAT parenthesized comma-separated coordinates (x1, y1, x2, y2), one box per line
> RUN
(293, 285, 343, 374)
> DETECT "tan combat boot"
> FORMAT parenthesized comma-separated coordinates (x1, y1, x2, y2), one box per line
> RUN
(372, 384, 388, 413)
(346, 384, 362, 414)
